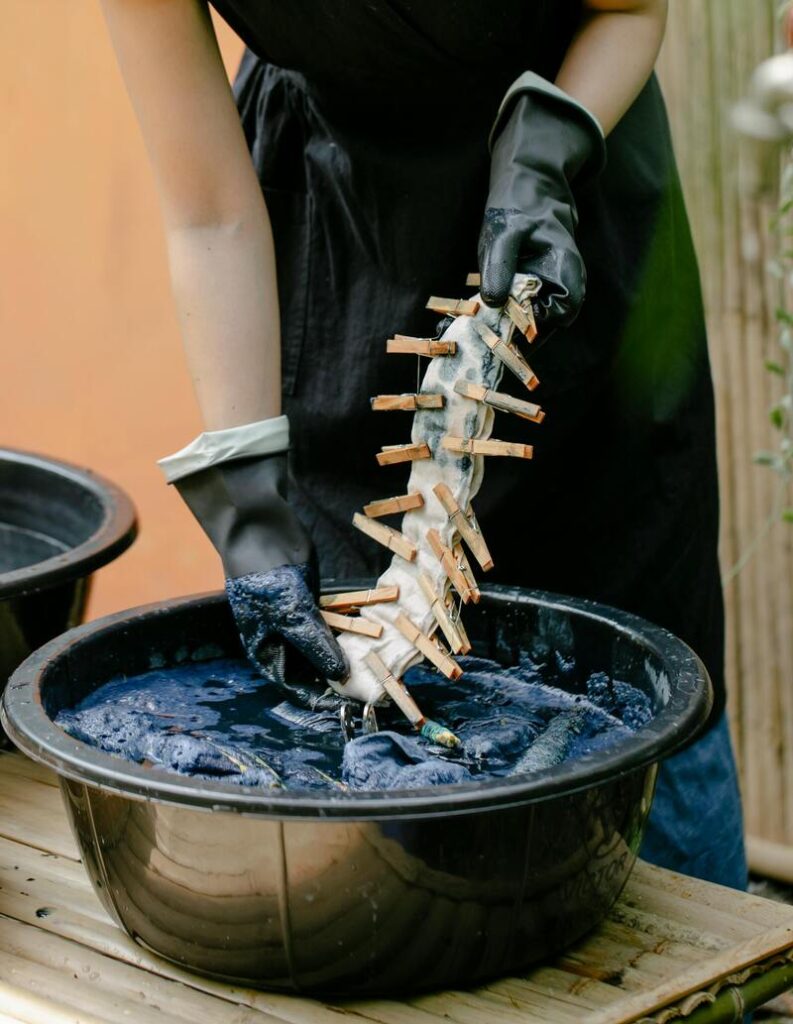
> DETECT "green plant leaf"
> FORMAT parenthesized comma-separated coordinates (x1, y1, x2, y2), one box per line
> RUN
(766, 360, 786, 375)
(782, 508, 793, 523)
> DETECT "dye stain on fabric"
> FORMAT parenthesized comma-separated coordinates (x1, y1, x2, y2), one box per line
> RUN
(55, 653, 653, 793)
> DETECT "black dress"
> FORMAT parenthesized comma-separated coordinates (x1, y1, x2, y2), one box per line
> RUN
(210, 0, 726, 723)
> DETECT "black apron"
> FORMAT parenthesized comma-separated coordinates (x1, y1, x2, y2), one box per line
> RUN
(210, 0, 726, 722)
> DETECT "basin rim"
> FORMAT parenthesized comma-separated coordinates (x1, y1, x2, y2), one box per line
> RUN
(0, 447, 137, 600)
(2, 584, 712, 820)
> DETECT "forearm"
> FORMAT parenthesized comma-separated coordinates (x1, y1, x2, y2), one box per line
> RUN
(100, 0, 279, 433)
(555, 0, 668, 134)
(166, 205, 281, 432)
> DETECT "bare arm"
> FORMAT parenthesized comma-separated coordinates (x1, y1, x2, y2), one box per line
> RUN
(100, 0, 279, 432)
(556, 0, 669, 134)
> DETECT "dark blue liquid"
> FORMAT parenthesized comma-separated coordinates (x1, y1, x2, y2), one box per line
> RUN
(55, 653, 653, 793)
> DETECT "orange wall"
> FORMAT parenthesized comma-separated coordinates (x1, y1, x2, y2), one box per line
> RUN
(2, 3, 244, 618)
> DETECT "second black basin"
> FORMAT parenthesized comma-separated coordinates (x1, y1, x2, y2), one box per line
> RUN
(0, 447, 137, 690)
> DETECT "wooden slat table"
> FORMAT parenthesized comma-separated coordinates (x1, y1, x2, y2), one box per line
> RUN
(1, 750, 792, 1024)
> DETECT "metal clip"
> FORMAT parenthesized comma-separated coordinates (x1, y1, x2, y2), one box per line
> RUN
(339, 703, 356, 743)
(449, 592, 464, 624)
(362, 702, 379, 735)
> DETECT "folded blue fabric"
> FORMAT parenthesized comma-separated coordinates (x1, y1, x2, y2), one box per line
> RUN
(56, 652, 653, 793)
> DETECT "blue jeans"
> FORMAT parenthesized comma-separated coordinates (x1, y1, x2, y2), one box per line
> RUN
(640, 713, 748, 892)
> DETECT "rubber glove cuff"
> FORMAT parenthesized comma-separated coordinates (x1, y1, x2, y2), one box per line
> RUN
(489, 70, 606, 178)
(158, 415, 290, 483)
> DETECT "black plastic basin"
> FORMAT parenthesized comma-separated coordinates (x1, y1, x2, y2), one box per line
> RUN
(1, 584, 712, 996)
(0, 448, 137, 690)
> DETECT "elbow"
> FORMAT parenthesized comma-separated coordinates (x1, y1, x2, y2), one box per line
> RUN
(163, 212, 265, 257)
(160, 193, 266, 235)
(165, 209, 251, 236)
(155, 167, 266, 235)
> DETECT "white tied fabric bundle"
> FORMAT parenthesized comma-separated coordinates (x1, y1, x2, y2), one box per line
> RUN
(335, 275, 538, 705)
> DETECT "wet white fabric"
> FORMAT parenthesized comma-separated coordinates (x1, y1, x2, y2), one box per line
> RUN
(158, 415, 290, 483)
(334, 275, 536, 704)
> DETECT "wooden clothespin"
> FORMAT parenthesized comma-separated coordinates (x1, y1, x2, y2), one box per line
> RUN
(465, 272, 538, 339)
(425, 296, 480, 318)
(376, 442, 431, 466)
(364, 651, 425, 726)
(352, 512, 416, 562)
(363, 493, 424, 517)
(432, 482, 494, 571)
(371, 393, 445, 411)
(465, 272, 537, 340)
(454, 380, 544, 423)
(320, 610, 383, 639)
(426, 528, 477, 604)
(393, 612, 462, 680)
(364, 651, 460, 748)
(471, 321, 539, 391)
(418, 572, 467, 654)
(442, 436, 533, 459)
(386, 336, 457, 356)
(320, 586, 399, 611)
(505, 295, 538, 342)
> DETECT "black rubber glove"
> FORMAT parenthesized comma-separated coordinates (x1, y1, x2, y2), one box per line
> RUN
(479, 75, 606, 330)
(173, 453, 347, 684)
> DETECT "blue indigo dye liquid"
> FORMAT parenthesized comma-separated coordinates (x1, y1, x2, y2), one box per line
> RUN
(56, 654, 653, 793)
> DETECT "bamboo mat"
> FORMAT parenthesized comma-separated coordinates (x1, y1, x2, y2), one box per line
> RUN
(0, 752, 793, 1024)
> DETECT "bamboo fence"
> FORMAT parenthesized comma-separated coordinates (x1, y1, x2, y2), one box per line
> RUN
(658, 1, 793, 879)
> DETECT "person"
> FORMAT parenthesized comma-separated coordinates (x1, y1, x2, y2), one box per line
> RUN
(99, 0, 747, 889)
